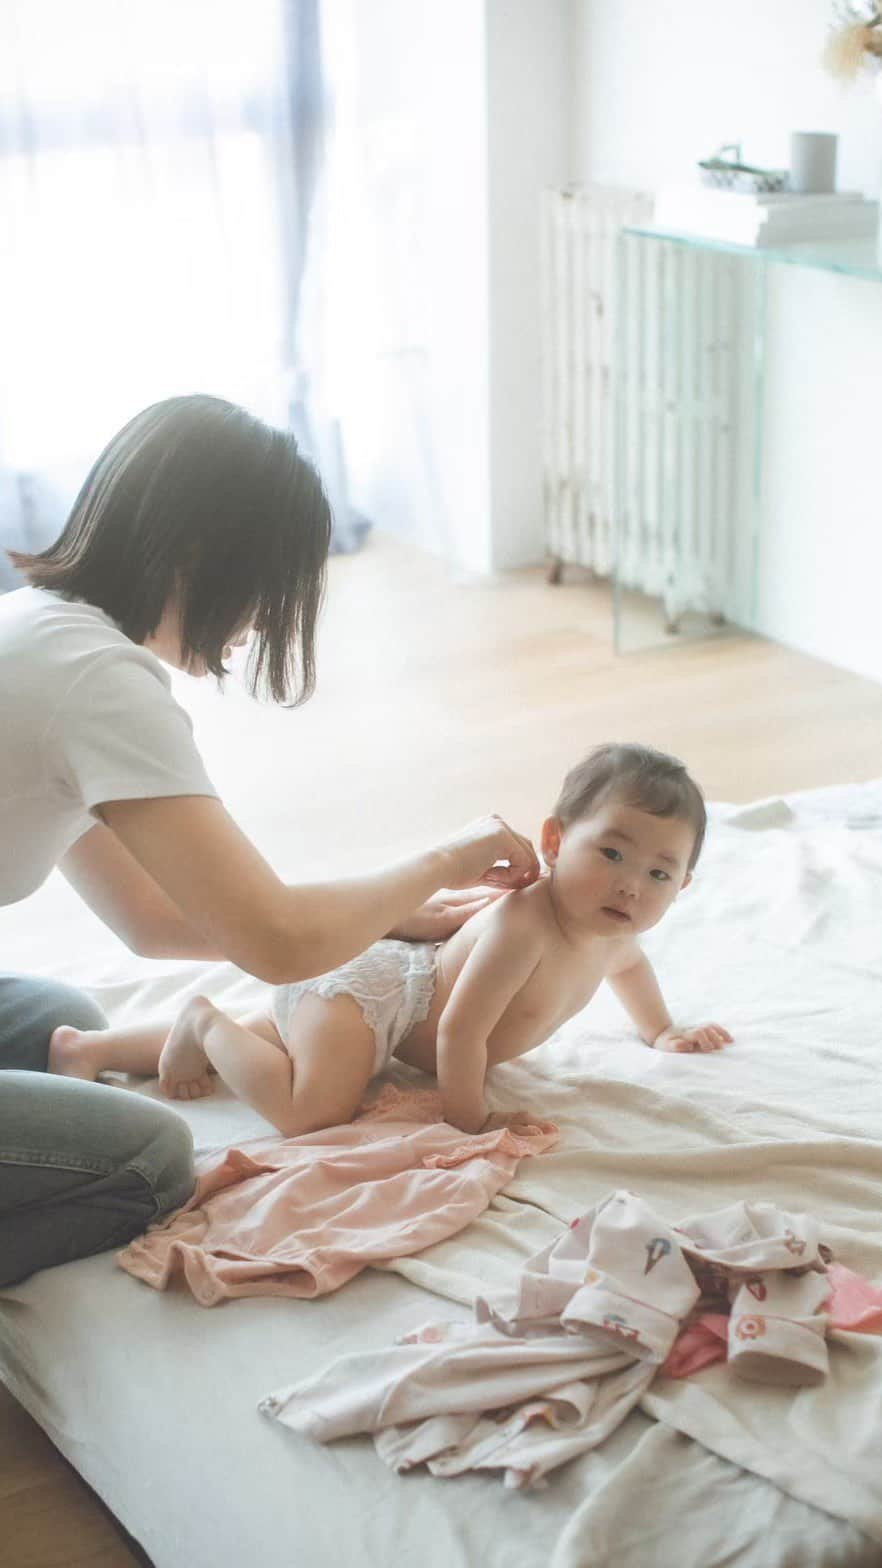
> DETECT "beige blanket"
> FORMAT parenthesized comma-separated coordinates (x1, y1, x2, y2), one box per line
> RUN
(2, 783, 881, 1566)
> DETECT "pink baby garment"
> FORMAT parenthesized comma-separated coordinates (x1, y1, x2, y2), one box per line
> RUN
(824, 1262, 882, 1333)
(664, 1262, 882, 1379)
(117, 1088, 557, 1304)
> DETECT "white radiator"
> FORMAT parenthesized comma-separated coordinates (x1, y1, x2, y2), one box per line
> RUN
(541, 186, 739, 628)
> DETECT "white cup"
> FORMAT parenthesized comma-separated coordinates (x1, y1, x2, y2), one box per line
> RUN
(789, 131, 838, 194)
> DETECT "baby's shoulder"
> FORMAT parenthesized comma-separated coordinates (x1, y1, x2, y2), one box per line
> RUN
(485, 884, 548, 944)
(483, 884, 539, 928)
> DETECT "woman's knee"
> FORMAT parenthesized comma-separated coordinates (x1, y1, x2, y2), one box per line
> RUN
(0, 974, 107, 1072)
(45, 981, 107, 1034)
(0, 1077, 195, 1284)
(141, 1100, 196, 1215)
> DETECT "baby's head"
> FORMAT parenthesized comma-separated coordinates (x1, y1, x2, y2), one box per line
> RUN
(541, 743, 706, 937)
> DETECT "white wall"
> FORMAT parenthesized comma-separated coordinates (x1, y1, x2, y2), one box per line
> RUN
(758, 266, 882, 679)
(573, 0, 882, 682)
(573, 0, 882, 194)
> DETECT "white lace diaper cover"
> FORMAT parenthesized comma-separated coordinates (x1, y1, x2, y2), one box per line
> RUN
(271, 939, 438, 1077)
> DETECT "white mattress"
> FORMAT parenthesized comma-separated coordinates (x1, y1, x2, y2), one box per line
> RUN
(3, 780, 882, 1568)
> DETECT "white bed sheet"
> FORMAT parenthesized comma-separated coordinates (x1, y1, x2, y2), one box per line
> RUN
(2, 780, 882, 1568)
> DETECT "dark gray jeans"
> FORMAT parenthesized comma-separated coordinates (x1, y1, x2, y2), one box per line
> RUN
(0, 974, 195, 1287)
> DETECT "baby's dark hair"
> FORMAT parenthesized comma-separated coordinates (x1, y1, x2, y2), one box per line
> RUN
(553, 743, 707, 870)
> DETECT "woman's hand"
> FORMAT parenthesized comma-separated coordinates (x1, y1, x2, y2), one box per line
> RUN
(439, 815, 539, 892)
(387, 887, 504, 943)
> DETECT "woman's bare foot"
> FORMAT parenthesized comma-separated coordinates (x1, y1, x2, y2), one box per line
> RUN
(158, 996, 218, 1100)
(48, 1025, 101, 1081)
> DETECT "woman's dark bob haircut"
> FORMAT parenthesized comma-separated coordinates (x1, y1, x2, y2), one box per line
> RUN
(9, 394, 332, 704)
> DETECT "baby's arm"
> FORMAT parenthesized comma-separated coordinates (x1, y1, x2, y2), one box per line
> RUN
(605, 942, 732, 1054)
(436, 917, 542, 1133)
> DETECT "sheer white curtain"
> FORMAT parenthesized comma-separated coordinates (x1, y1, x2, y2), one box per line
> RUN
(0, 0, 363, 585)
(310, 0, 453, 557)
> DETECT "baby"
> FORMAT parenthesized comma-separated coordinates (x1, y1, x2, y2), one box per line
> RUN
(49, 743, 731, 1136)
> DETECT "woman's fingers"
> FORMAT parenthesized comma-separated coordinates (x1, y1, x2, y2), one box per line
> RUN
(504, 821, 541, 885)
(443, 886, 505, 908)
(388, 887, 505, 942)
(442, 815, 540, 891)
(481, 817, 540, 887)
(449, 895, 494, 921)
(415, 895, 492, 940)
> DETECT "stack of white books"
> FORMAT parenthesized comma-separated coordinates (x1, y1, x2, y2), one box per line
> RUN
(654, 186, 879, 247)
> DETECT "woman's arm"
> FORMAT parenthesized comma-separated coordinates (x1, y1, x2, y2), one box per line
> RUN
(62, 829, 503, 959)
(61, 823, 225, 960)
(84, 795, 537, 984)
(386, 887, 502, 944)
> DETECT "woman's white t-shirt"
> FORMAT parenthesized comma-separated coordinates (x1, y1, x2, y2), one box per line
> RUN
(0, 586, 218, 906)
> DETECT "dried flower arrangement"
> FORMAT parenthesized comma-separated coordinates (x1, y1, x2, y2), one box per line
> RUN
(824, 3, 882, 81)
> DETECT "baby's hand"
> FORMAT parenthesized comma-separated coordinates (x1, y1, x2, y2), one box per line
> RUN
(653, 1023, 732, 1054)
(481, 1109, 551, 1135)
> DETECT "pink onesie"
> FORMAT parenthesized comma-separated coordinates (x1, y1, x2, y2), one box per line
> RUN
(117, 1087, 558, 1304)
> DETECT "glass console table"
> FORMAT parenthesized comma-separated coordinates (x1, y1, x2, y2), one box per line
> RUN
(612, 224, 882, 654)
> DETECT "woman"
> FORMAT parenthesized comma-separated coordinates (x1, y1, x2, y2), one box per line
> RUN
(0, 394, 538, 1287)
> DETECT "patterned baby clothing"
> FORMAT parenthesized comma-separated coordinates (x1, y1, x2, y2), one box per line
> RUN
(261, 1189, 880, 1490)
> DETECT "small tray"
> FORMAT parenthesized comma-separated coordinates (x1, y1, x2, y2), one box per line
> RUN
(698, 145, 788, 195)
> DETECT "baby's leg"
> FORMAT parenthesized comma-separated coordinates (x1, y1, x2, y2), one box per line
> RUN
(156, 997, 284, 1100)
(49, 1000, 282, 1104)
(183, 993, 376, 1138)
(48, 1019, 178, 1086)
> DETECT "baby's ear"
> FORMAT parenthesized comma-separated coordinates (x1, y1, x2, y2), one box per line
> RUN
(679, 871, 693, 892)
(540, 816, 562, 867)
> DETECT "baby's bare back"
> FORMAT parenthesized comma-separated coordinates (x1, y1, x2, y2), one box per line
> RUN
(395, 880, 614, 1074)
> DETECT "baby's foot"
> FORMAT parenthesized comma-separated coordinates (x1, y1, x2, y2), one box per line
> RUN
(158, 996, 217, 1101)
(48, 1026, 101, 1081)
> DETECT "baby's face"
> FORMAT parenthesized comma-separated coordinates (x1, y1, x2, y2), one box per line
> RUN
(543, 801, 695, 937)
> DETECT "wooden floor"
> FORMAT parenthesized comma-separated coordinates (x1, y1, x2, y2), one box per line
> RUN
(3, 533, 882, 1568)
(0, 1385, 149, 1568)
